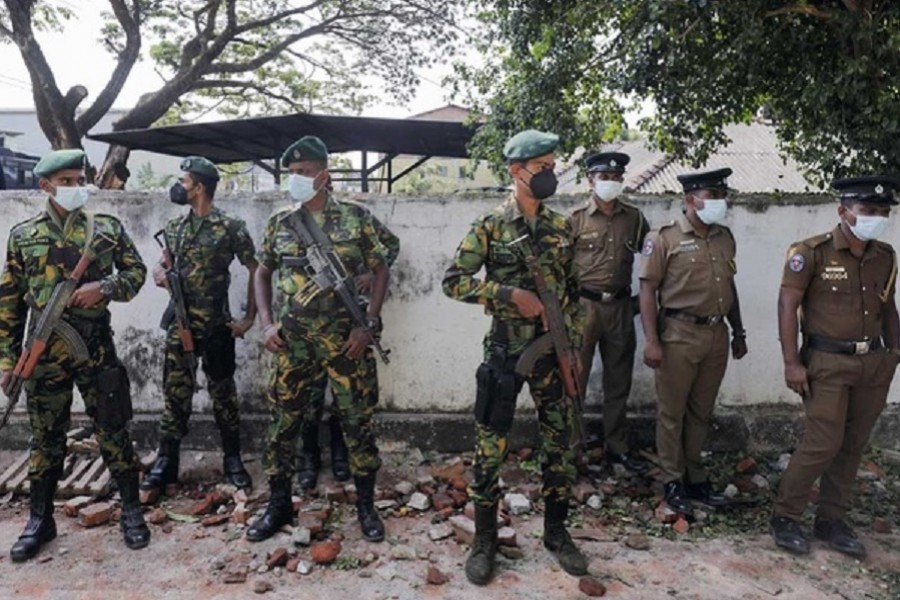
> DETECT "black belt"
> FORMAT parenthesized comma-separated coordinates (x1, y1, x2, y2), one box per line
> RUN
(806, 334, 885, 355)
(663, 308, 725, 325)
(580, 287, 630, 303)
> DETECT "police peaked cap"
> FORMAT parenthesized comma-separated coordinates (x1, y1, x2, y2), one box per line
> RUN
(677, 168, 733, 193)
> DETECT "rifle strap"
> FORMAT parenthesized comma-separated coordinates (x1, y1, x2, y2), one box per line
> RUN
(84, 212, 95, 251)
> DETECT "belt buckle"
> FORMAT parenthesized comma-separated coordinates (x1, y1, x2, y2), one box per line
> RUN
(601, 292, 615, 302)
(854, 341, 870, 355)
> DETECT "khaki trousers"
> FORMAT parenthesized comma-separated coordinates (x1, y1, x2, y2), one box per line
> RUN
(654, 318, 729, 482)
(774, 349, 897, 520)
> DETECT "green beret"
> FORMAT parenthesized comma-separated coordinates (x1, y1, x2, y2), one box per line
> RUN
(180, 156, 220, 181)
(503, 130, 559, 161)
(33, 149, 86, 178)
(280, 136, 329, 167)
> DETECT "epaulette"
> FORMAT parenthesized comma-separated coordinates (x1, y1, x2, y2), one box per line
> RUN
(657, 220, 677, 232)
(9, 213, 45, 236)
(798, 232, 833, 249)
(873, 239, 896, 255)
(570, 200, 591, 214)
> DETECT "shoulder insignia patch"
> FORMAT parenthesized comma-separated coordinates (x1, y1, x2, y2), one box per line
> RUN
(641, 238, 655, 256)
(788, 253, 805, 273)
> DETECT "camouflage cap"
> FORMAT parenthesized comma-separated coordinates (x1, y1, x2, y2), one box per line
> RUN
(33, 149, 86, 178)
(503, 129, 559, 161)
(180, 155, 220, 181)
(281, 135, 329, 167)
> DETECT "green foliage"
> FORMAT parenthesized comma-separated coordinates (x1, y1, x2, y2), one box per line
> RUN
(133, 161, 175, 191)
(455, 1, 900, 185)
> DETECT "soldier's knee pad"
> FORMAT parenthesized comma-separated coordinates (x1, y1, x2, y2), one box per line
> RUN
(474, 363, 519, 434)
(94, 364, 133, 430)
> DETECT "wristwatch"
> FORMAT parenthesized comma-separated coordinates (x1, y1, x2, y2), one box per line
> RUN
(366, 317, 382, 331)
(99, 278, 116, 300)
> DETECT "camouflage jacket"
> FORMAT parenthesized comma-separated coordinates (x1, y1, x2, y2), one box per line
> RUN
(258, 196, 388, 323)
(0, 200, 147, 370)
(162, 206, 256, 329)
(442, 195, 584, 349)
(344, 201, 400, 267)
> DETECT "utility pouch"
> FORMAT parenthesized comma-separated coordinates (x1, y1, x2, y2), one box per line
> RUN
(95, 364, 133, 430)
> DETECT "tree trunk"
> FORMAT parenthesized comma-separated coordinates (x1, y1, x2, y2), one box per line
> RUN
(96, 145, 132, 190)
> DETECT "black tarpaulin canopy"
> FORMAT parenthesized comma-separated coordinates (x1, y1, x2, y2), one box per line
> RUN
(88, 112, 478, 191)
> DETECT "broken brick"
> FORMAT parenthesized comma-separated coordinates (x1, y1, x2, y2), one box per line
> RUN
(431, 460, 466, 482)
(579, 576, 607, 597)
(78, 502, 113, 528)
(231, 502, 250, 525)
(201, 514, 231, 527)
(654, 503, 678, 524)
(735, 456, 758, 474)
(310, 540, 341, 564)
(146, 507, 168, 525)
(296, 513, 324, 536)
(188, 491, 228, 516)
(673, 517, 690, 534)
(431, 492, 454, 512)
(448, 515, 476, 546)
(63, 496, 93, 518)
(426, 565, 450, 585)
(267, 548, 289, 569)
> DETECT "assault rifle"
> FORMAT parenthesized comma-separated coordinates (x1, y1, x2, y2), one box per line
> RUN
(1, 243, 95, 430)
(154, 229, 198, 389)
(511, 237, 584, 451)
(281, 209, 390, 364)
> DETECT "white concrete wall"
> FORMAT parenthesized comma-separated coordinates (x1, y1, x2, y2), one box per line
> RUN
(1, 190, 897, 416)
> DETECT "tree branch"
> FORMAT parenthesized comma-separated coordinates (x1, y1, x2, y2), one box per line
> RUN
(191, 78, 308, 111)
(75, 0, 142, 134)
(233, 0, 328, 35)
(207, 21, 336, 74)
(765, 4, 834, 20)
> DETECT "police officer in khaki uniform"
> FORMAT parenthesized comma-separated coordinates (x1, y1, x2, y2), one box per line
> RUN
(638, 168, 747, 516)
(770, 176, 900, 559)
(570, 152, 650, 472)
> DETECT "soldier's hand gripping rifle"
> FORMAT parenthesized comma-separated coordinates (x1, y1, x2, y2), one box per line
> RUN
(154, 229, 198, 389)
(281, 210, 390, 364)
(512, 243, 584, 452)
(1, 246, 95, 430)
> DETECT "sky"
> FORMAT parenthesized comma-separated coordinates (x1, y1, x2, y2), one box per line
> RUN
(0, 0, 458, 126)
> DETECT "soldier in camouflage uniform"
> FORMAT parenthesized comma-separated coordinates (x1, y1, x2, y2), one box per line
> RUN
(141, 157, 258, 502)
(297, 212, 399, 489)
(248, 136, 390, 543)
(0, 149, 150, 561)
(443, 130, 589, 585)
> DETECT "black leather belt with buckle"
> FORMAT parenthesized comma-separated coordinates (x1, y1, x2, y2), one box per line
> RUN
(663, 308, 725, 326)
(807, 334, 884, 355)
(580, 287, 630, 303)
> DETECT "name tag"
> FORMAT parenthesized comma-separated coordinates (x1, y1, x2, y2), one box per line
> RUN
(678, 240, 700, 252)
(821, 266, 848, 281)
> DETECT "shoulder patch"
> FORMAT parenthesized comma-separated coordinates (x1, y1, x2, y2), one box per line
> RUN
(641, 238, 655, 256)
(787, 253, 806, 272)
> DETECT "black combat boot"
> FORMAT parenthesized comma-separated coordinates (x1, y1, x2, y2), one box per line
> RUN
(221, 429, 252, 490)
(139, 437, 180, 503)
(329, 415, 350, 482)
(297, 422, 321, 491)
(10, 476, 58, 562)
(355, 472, 385, 542)
(543, 498, 589, 576)
(465, 503, 498, 585)
(246, 478, 294, 542)
(663, 479, 694, 516)
(814, 518, 867, 559)
(770, 515, 810, 555)
(116, 471, 151, 550)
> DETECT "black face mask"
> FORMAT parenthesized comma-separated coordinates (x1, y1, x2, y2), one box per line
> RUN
(526, 168, 558, 200)
(169, 182, 189, 205)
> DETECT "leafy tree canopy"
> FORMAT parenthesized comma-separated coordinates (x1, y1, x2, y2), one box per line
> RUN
(454, 0, 900, 184)
(0, 0, 462, 184)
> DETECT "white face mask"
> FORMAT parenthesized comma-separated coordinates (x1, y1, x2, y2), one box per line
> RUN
(53, 185, 92, 211)
(695, 198, 728, 225)
(848, 213, 889, 242)
(593, 180, 623, 203)
(283, 173, 321, 204)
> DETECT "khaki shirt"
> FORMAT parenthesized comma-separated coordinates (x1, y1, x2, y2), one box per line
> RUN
(639, 214, 736, 316)
(781, 225, 896, 341)
(570, 199, 649, 293)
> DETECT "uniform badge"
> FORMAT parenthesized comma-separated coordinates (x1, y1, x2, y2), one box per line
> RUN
(293, 149, 301, 159)
(610, 159, 617, 167)
(875, 184, 884, 194)
(641, 239, 654, 256)
(788, 253, 805, 273)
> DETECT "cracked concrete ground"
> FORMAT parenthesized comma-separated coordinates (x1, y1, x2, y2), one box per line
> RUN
(0, 446, 897, 600)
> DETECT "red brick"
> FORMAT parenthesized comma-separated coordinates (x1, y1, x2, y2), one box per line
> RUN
(735, 456, 758, 474)
(63, 496, 93, 518)
(673, 517, 690, 534)
(267, 548, 289, 569)
(296, 513, 324, 536)
(579, 576, 607, 597)
(426, 565, 449, 585)
(201, 514, 230, 527)
(310, 540, 341, 564)
(146, 507, 168, 525)
(449, 476, 468, 492)
(432, 492, 454, 512)
(78, 502, 113, 527)
(285, 557, 301, 573)
(231, 502, 250, 525)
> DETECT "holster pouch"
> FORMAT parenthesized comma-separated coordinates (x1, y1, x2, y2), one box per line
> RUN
(204, 328, 236, 381)
(473, 348, 522, 435)
(95, 364, 133, 430)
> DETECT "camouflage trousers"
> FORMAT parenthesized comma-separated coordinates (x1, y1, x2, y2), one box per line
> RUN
(263, 315, 381, 480)
(305, 353, 379, 426)
(470, 320, 577, 507)
(24, 315, 137, 481)
(159, 322, 242, 442)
